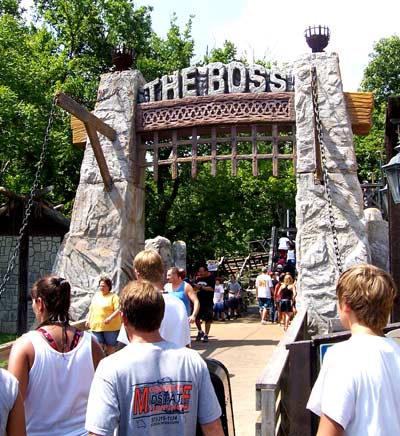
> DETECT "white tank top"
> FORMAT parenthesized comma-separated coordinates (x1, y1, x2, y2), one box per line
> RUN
(24, 330, 94, 436)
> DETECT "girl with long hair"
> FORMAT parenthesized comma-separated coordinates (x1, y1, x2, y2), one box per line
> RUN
(8, 276, 103, 436)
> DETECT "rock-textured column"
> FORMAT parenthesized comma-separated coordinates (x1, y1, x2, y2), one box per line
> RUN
(172, 241, 187, 270)
(294, 53, 371, 334)
(145, 236, 173, 273)
(53, 71, 146, 321)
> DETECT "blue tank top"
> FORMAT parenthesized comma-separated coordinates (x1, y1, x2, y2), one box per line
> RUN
(169, 281, 191, 315)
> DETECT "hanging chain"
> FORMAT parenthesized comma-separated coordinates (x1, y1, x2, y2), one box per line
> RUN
(0, 94, 59, 298)
(310, 66, 343, 274)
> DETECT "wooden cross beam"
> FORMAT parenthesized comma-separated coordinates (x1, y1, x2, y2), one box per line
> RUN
(56, 91, 116, 192)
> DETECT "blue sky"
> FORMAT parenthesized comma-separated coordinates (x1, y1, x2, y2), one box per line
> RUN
(136, 0, 400, 91)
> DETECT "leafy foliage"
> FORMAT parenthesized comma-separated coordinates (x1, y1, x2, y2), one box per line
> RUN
(361, 36, 400, 106)
(0, 2, 296, 267)
(356, 35, 400, 182)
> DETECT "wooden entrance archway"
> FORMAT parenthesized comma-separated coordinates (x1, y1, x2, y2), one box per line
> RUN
(135, 92, 296, 179)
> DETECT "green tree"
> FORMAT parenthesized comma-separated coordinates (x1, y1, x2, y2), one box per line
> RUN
(202, 40, 238, 65)
(0, 0, 19, 16)
(355, 35, 400, 182)
(1, 3, 295, 266)
(361, 36, 400, 106)
(0, 1, 177, 213)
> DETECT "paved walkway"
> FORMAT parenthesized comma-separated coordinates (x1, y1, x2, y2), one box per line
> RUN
(191, 307, 285, 436)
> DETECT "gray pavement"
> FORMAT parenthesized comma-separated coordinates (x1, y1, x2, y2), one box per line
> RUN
(191, 307, 285, 436)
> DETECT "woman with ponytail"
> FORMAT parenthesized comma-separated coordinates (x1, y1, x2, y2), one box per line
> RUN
(8, 276, 104, 436)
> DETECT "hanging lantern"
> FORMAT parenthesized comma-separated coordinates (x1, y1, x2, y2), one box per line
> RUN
(382, 146, 400, 204)
(382, 120, 400, 204)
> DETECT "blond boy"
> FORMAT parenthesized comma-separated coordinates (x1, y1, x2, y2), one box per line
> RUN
(307, 264, 400, 436)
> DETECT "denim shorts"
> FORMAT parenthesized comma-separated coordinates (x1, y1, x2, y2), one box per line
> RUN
(213, 301, 225, 313)
(258, 297, 273, 310)
(91, 330, 119, 346)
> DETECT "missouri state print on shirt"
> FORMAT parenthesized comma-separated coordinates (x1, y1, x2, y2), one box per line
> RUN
(132, 377, 193, 428)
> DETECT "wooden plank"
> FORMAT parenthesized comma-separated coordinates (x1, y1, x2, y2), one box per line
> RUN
(153, 132, 159, 182)
(85, 123, 113, 191)
(231, 126, 238, 176)
(211, 127, 217, 176)
(171, 130, 178, 179)
(138, 91, 293, 110)
(191, 128, 197, 179)
(261, 388, 277, 436)
(286, 340, 313, 436)
(17, 233, 28, 335)
(57, 91, 116, 141)
(252, 125, 258, 177)
(0, 341, 14, 363)
(256, 307, 307, 390)
(344, 92, 373, 135)
(71, 115, 87, 148)
(272, 124, 279, 177)
(0, 319, 88, 365)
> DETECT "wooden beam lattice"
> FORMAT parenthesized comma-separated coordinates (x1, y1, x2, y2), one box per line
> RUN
(138, 123, 296, 181)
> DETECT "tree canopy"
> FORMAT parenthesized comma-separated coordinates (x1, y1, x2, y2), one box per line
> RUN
(355, 35, 400, 184)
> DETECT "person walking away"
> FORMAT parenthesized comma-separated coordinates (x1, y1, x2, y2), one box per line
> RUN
(279, 274, 295, 331)
(226, 274, 241, 320)
(255, 267, 274, 325)
(8, 276, 104, 436)
(274, 272, 285, 325)
(307, 264, 400, 435)
(86, 276, 121, 355)
(85, 280, 224, 436)
(194, 265, 215, 343)
(213, 278, 225, 321)
(165, 267, 200, 323)
(117, 250, 190, 348)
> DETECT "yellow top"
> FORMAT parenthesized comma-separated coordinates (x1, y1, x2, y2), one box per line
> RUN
(89, 291, 121, 332)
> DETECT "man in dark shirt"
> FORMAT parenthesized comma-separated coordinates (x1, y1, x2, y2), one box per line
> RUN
(194, 266, 215, 343)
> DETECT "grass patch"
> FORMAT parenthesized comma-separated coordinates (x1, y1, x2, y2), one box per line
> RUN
(0, 333, 17, 345)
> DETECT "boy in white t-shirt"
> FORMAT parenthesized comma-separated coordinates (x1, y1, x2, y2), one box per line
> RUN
(213, 278, 225, 321)
(307, 264, 400, 436)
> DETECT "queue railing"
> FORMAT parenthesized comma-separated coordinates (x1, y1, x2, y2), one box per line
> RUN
(255, 306, 308, 436)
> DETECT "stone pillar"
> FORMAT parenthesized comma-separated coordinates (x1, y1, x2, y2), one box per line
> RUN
(294, 53, 371, 334)
(53, 71, 146, 321)
(172, 240, 187, 270)
(145, 236, 173, 273)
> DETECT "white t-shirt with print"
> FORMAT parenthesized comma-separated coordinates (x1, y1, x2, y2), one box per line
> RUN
(255, 273, 273, 298)
(307, 334, 400, 436)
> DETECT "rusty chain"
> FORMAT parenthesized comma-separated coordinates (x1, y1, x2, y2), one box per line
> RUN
(0, 94, 59, 298)
(311, 66, 343, 275)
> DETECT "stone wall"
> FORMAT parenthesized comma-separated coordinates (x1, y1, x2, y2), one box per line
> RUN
(53, 70, 147, 321)
(0, 236, 61, 333)
(294, 52, 371, 334)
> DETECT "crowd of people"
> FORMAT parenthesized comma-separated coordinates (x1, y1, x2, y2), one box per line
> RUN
(3, 250, 224, 436)
(2, 245, 400, 435)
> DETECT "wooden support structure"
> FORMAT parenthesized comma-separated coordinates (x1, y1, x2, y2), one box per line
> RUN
(56, 91, 116, 191)
(17, 232, 29, 335)
(385, 96, 400, 322)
